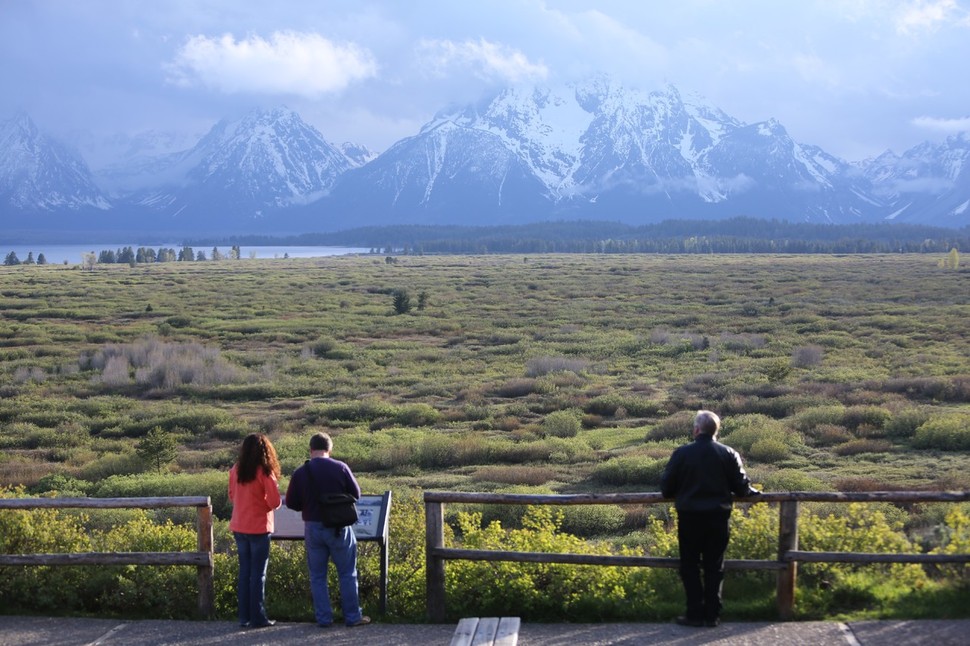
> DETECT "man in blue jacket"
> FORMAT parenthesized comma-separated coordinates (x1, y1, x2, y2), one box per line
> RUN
(660, 410, 760, 628)
(285, 432, 371, 628)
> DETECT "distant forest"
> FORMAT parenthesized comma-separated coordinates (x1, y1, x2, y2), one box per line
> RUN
(194, 218, 970, 254)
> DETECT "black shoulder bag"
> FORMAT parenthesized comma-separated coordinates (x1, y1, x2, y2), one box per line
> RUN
(305, 461, 359, 528)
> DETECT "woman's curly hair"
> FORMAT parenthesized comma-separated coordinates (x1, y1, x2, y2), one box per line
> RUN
(236, 433, 281, 483)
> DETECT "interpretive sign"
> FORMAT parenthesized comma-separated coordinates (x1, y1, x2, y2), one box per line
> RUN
(272, 491, 391, 543)
(272, 491, 392, 613)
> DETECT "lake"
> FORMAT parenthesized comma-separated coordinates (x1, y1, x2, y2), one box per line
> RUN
(2, 244, 371, 265)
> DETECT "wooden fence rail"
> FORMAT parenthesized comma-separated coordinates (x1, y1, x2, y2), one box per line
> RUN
(0, 496, 214, 617)
(424, 490, 970, 622)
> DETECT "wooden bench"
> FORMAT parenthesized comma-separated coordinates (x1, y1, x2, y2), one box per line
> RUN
(450, 617, 520, 646)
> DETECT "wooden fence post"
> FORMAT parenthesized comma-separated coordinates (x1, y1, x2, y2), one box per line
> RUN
(425, 499, 446, 622)
(196, 501, 215, 618)
(776, 500, 799, 620)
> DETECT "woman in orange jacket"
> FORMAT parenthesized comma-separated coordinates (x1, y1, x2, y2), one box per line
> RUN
(229, 433, 282, 628)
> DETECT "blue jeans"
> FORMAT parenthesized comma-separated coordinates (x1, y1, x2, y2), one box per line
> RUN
(234, 532, 271, 626)
(304, 521, 363, 626)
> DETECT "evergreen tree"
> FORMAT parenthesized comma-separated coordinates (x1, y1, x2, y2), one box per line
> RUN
(392, 289, 412, 315)
(4, 251, 20, 265)
(36, 253, 47, 265)
(117, 247, 135, 265)
(24, 252, 35, 265)
(135, 427, 179, 473)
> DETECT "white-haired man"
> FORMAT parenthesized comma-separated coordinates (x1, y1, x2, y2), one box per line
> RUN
(660, 410, 760, 627)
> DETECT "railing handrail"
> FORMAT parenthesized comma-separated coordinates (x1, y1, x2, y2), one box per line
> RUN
(423, 489, 970, 622)
(0, 495, 214, 617)
(0, 496, 211, 509)
(424, 490, 970, 504)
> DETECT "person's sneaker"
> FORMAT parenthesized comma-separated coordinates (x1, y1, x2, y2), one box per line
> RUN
(675, 616, 704, 627)
(347, 616, 371, 627)
(704, 618, 720, 627)
(250, 619, 276, 628)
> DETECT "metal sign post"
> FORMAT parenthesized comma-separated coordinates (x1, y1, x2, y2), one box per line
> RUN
(273, 491, 392, 614)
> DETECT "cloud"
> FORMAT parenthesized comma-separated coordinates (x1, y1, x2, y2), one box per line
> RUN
(888, 176, 954, 194)
(417, 38, 548, 83)
(792, 53, 841, 87)
(895, 0, 968, 34)
(167, 31, 377, 97)
(912, 115, 970, 132)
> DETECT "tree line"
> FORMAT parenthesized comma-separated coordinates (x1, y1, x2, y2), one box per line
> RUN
(4, 246, 245, 267)
(191, 217, 970, 255)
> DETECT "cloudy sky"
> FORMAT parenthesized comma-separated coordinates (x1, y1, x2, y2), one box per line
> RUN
(3, 0, 969, 163)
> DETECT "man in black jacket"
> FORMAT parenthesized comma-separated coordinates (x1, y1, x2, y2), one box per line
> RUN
(660, 410, 760, 627)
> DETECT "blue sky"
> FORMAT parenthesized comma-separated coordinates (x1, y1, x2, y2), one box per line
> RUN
(2, 0, 969, 161)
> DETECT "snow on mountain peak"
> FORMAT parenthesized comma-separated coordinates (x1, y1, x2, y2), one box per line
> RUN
(0, 112, 109, 211)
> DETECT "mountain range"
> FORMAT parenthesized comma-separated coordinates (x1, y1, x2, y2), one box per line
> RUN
(2, 77, 968, 235)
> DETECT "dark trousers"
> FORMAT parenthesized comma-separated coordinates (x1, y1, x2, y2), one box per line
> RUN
(676, 509, 731, 622)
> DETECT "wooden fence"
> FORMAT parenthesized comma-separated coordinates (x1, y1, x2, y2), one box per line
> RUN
(424, 490, 970, 622)
(0, 496, 214, 617)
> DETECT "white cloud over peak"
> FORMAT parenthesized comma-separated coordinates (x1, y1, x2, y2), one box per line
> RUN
(912, 115, 970, 131)
(167, 31, 377, 97)
(417, 38, 548, 83)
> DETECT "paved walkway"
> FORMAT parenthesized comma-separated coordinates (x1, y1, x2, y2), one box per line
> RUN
(1, 615, 967, 645)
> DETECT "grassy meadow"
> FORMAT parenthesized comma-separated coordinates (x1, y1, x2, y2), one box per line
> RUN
(1, 252, 969, 621)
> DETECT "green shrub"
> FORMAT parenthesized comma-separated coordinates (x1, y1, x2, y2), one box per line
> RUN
(791, 405, 847, 433)
(542, 409, 582, 438)
(557, 504, 626, 537)
(885, 407, 931, 439)
(446, 507, 649, 621)
(79, 450, 143, 481)
(31, 473, 92, 496)
(591, 456, 665, 486)
(645, 411, 694, 441)
(913, 412, 970, 451)
(491, 378, 539, 398)
(720, 414, 790, 454)
(761, 469, 828, 492)
(799, 503, 928, 595)
(92, 472, 231, 519)
(832, 439, 894, 456)
(585, 394, 661, 417)
(842, 405, 891, 432)
(85, 512, 198, 617)
(306, 400, 440, 427)
(393, 403, 441, 427)
(472, 466, 556, 486)
(0, 502, 94, 612)
(747, 438, 791, 463)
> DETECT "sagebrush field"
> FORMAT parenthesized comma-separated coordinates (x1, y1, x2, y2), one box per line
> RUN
(1, 253, 968, 621)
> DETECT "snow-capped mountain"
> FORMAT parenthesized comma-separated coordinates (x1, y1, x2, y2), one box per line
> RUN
(324, 78, 884, 227)
(323, 113, 554, 224)
(97, 107, 365, 222)
(1, 79, 967, 232)
(0, 113, 110, 213)
(861, 132, 970, 225)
